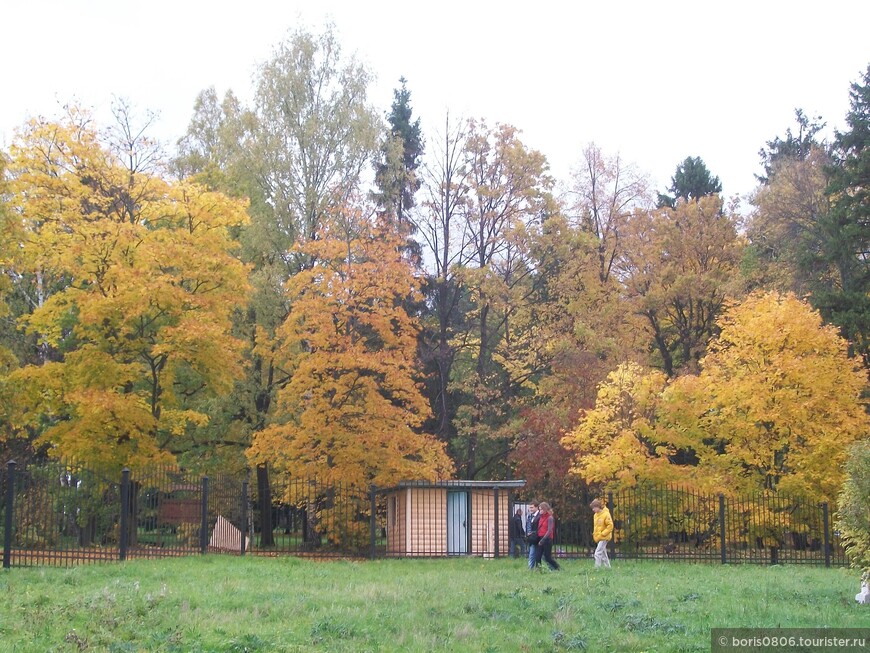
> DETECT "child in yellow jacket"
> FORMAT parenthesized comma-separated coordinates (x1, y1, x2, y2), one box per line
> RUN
(590, 499, 613, 568)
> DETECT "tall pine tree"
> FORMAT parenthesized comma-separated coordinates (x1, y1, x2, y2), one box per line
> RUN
(374, 77, 424, 228)
(756, 109, 827, 185)
(813, 64, 870, 365)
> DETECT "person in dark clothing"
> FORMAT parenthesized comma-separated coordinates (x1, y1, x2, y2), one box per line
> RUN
(534, 501, 560, 571)
(510, 507, 526, 558)
(525, 500, 540, 569)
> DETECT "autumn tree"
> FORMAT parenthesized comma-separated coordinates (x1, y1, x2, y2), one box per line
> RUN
(513, 207, 649, 494)
(413, 118, 552, 479)
(659, 291, 870, 501)
(743, 109, 830, 298)
(0, 152, 28, 461)
(513, 145, 652, 488)
(0, 152, 17, 354)
(247, 203, 452, 488)
(2, 106, 250, 471)
(412, 114, 470, 449)
(620, 195, 743, 376)
(448, 119, 552, 479)
(508, 219, 593, 490)
(564, 143, 651, 284)
(745, 144, 831, 295)
(745, 67, 870, 370)
(561, 362, 671, 487)
(563, 292, 870, 503)
(246, 203, 452, 548)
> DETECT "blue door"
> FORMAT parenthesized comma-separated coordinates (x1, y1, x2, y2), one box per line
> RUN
(447, 491, 468, 555)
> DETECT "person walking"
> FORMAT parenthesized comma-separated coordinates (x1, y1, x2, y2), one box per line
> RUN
(525, 500, 540, 569)
(510, 507, 526, 558)
(534, 501, 560, 571)
(590, 498, 613, 568)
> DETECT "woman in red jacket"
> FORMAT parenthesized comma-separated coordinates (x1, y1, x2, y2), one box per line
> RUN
(533, 501, 560, 571)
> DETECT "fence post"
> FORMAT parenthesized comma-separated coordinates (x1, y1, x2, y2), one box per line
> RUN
(607, 491, 614, 559)
(240, 478, 249, 556)
(719, 493, 726, 564)
(467, 489, 473, 556)
(822, 502, 831, 568)
(200, 476, 209, 554)
(370, 485, 377, 560)
(119, 468, 130, 561)
(3, 461, 15, 569)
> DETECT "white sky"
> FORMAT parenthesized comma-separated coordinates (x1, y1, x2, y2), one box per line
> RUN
(2, 1, 869, 202)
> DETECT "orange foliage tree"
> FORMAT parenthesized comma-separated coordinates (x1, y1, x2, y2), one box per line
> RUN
(247, 206, 453, 489)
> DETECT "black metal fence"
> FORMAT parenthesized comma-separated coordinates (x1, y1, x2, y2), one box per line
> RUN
(0, 459, 382, 567)
(529, 484, 846, 566)
(606, 485, 846, 566)
(1, 460, 248, 567)
(0, 460, 848, 568)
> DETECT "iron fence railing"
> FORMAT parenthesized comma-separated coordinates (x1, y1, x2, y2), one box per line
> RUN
(249, 471, 372, 558)
(1, 460, 849, 568)
(528, 485, 847, 566)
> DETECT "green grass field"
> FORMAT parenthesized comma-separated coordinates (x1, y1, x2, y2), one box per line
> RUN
(0, 556, 865, 652)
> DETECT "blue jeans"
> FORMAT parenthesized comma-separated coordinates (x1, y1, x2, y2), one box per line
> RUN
(527, 543, 538, 569)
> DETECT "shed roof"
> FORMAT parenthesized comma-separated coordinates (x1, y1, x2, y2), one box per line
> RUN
(383, 479, 526, 492)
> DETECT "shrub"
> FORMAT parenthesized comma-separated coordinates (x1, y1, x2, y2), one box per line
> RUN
(836, 439, 870, 582)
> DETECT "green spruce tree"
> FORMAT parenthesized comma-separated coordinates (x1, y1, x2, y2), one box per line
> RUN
(374, 77, 424, 228)
(813, 64, 870, 365)
(657, 156, 722, 208)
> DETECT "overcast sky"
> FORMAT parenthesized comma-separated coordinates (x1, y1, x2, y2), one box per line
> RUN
(2, 1, 869, 202)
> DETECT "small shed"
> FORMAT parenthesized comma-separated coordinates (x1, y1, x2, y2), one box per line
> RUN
(381, 480, 526, 557)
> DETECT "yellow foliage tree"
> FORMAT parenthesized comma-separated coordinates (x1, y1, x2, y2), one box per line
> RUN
(3, 108, 251, 471)
(563, 291, 870, 503)
(660, 291, 870, 501)
(0, 152, 21, 385)
(247, 207, 453, 489)
(560, 362, 672, 487)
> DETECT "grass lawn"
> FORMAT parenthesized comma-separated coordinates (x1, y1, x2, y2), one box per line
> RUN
(0, 556, 865, 652)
